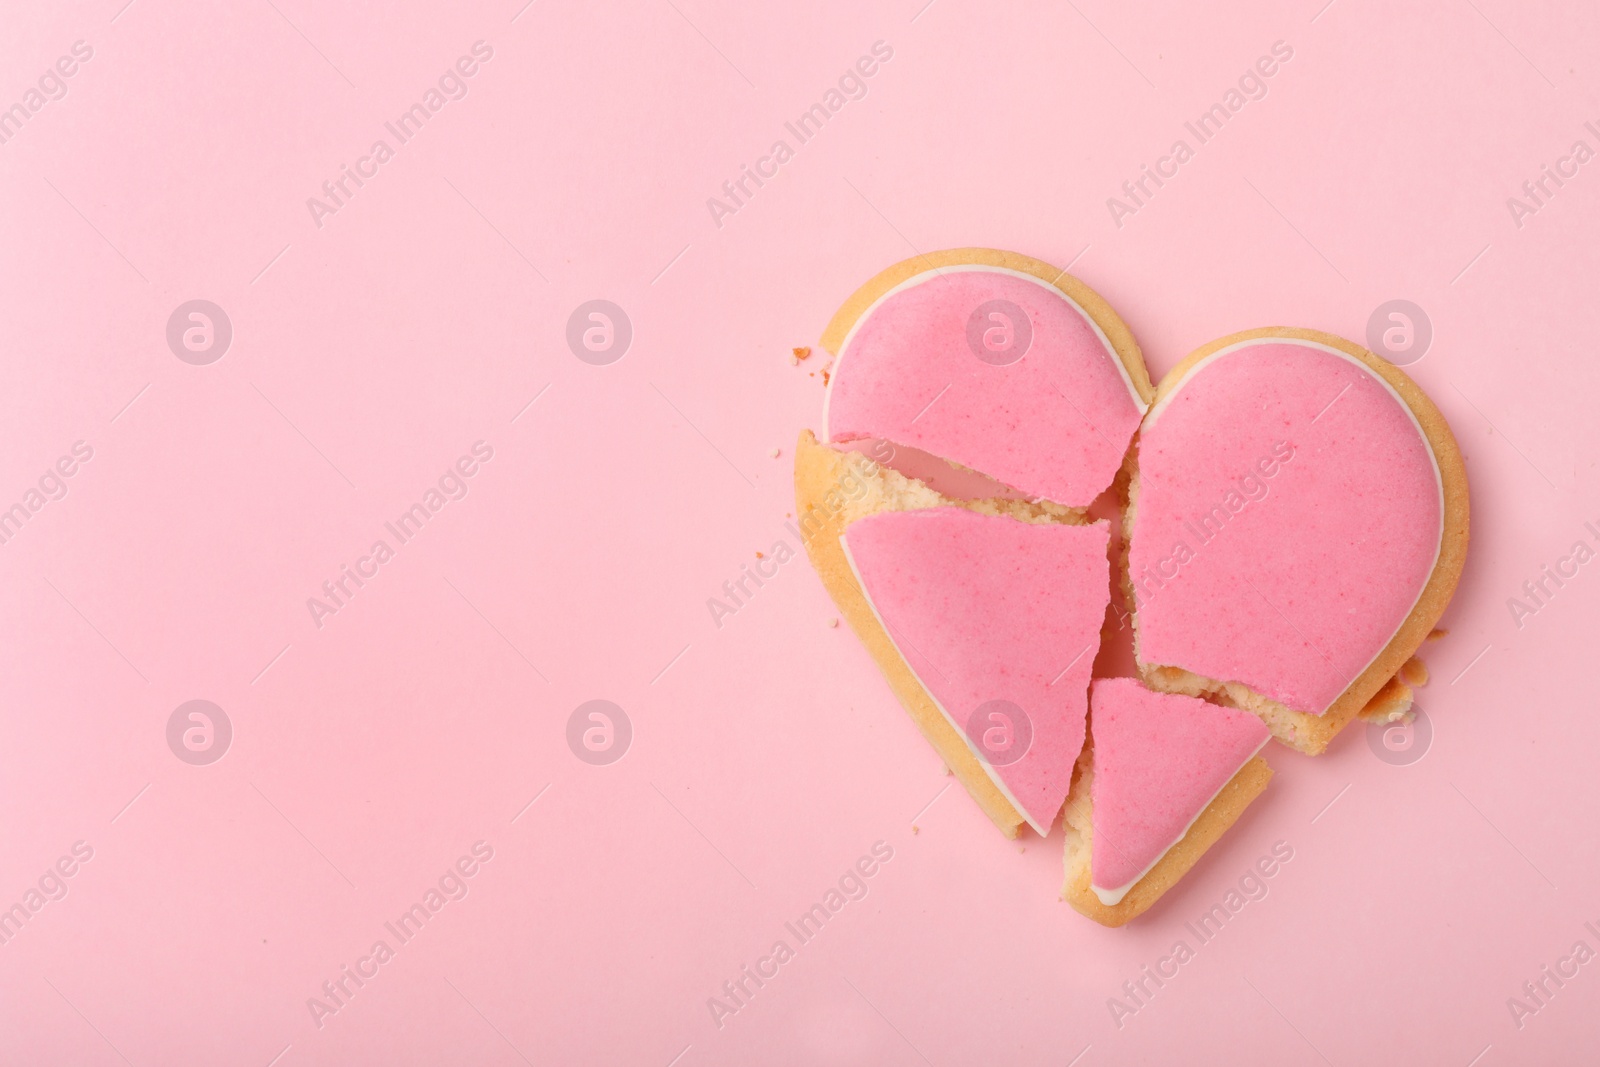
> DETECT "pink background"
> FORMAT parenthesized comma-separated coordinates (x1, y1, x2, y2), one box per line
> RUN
(3, 0, 1598, 1063)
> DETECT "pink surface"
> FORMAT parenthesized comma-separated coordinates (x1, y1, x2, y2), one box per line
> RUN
(841, 508, 1107, 835)
(1088, 678, 1270, 896)
(825, 267, 1144, 506)
(1130, 340, 1443, 713)
(5, 0, 1600, 1063)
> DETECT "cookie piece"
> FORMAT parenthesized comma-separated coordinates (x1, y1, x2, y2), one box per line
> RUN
(794, 431, 1091, 838)
(823, 248, 1153, 507)
(1126, 328, 1469, 755)
(1063, 679, 1273, 927)
(841, 507, 1110, 836)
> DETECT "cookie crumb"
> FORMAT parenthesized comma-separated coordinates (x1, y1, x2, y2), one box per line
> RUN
(793, 346, 812, 361)
(1018, 846, 1026, 854)
(821, 367, 832, 386)
(911, 825, 920, 835)
(755, 550, 765, 559)
(937, 762, 950, 776)
(827, 617, 839, 628)
(769, 447, 781, 459)
(1427, 628, 1449, 641)
(1401, 656, 1429, 687)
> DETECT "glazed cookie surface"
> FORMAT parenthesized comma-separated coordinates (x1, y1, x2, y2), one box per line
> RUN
(824, 248, 1152, 507)
(1128, 328, 1469, 753)
(842, 506, 1109, 835)
(1084, 678, 1269, 906)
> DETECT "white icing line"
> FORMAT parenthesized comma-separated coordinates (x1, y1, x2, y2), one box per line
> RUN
(1139, 337, 1448, 716)
(839, 518, 1091, 838)
(1090, 731, 1271, 907)
(822, 263, 1148, 444)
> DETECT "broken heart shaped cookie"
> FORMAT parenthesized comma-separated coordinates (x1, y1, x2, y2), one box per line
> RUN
(795, 249, 1468, 924)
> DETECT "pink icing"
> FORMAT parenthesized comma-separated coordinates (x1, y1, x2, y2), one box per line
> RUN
(1088, 678, 1268, 896)
(825, 267, 1145, 506)
(1129, 340, 1443, 715)
(841, 507, 1109, 834)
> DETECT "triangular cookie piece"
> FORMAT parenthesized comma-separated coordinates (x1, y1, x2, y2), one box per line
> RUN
(841, 506, 1109, 835)
(1063, 678, 1271, 925)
